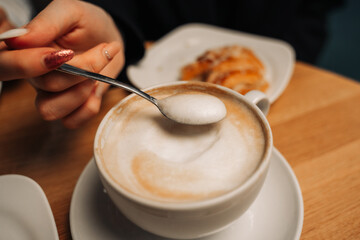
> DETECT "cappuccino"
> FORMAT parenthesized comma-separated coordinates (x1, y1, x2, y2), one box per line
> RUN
(96, 84, 267, 203)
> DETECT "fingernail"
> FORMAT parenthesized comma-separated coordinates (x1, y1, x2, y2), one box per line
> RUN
(102, 42, 122, 61)
(103, 49, 112, 60)
(44, 49, 74, 69)
(0, 28, 29, 40)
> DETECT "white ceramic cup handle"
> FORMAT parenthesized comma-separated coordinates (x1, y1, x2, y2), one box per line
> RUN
(244, 90, 270, 116)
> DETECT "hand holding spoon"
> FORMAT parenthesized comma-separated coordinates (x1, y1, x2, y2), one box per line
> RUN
(57, 64, 226, 125)
(0, 29, 226, 124)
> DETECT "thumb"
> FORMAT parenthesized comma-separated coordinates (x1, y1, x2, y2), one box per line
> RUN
(6, 0, 82, 49)
(0, 48, 74, 81)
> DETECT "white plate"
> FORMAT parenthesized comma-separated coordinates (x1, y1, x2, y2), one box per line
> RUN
(0, 175, 59, 240)
(127, 23, 295, 103)
(70, 148, 303, 240)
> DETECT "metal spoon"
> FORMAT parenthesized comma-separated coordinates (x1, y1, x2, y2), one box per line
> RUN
(57, 64, 226, 125)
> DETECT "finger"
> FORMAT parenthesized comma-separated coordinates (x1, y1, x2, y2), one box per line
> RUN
(28, 41, 122, 91)
(33, 41, 121, 123)
(5, 0, 83, 49)
(0, 48, 74, 81)
(70, 41, 123, 75)
(61, 90, 102, 129)
(35, 79, 95, 121)
(0, 40, 7, 50)
(94, 82, 111, 98)
(59, 41, 123, 128)
(5, 0, 119, 51)
(98, 42, 125, 79)
(62, 80, 114, 129)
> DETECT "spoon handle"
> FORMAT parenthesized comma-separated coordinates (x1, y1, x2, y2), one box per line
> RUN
(57, 64, 157, 104)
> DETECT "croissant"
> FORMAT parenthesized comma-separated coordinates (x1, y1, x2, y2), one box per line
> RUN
(180, 45, 268, 95)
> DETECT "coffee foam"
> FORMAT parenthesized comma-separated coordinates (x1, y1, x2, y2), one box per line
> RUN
(98, 85, 266, 203)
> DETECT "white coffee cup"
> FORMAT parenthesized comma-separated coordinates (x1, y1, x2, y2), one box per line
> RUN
(94, 81, 272, 239)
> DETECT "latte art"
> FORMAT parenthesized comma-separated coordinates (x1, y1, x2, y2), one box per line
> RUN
(98, 85, 266, 202)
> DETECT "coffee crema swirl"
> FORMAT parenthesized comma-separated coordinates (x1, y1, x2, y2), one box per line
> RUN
(97, 85, 266, 203)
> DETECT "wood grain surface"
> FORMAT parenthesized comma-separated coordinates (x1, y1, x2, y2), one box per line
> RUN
(0, 62, 359, 239)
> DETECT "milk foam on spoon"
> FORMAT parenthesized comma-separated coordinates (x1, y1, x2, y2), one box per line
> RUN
(157, 92, 227, 125)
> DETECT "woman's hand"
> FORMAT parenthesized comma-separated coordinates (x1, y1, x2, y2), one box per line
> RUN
(2, 0, 125, 128)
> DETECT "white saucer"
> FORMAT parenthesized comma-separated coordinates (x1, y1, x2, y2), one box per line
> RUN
(127, 23, 295, 103)
(0, 175, 59, 240)
(70, 148, 303, 240)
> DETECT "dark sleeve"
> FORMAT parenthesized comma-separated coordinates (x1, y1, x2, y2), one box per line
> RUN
(109, 13, 145, 66)
(85, 0, 145, 82)
(110, 12, 145, 82)
(281, 0, 345, 63)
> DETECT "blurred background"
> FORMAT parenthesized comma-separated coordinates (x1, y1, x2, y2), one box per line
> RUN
(316, 0, 360, 81)
(0, 0, 359, 82)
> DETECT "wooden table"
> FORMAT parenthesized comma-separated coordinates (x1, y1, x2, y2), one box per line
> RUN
(0, 62, 359, 239)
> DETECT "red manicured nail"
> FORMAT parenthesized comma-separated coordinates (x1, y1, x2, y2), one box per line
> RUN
(44, 49, 74, 69)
